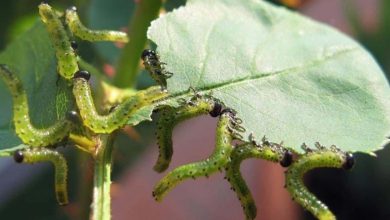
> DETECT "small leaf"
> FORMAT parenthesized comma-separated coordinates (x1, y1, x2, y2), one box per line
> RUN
(147, 0, 390, 153)
(0, 22, 74, 150)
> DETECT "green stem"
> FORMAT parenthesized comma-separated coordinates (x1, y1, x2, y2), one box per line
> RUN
(91, 134, 115, 220)
(113, 0, 162, 88)
(77, 152, 93, 220)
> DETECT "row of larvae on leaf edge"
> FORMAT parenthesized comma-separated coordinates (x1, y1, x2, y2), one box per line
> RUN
(40, 2, 357, 219)
(1, 57, 356, 220)
(1, 3, 357, 220)
(1, 46, 356, 219)
(150, 90, 355, 220)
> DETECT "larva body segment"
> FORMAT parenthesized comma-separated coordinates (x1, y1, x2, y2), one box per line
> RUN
(153, 111, 235, 201)
(225, 143, 286, 220)
(141, 49, 173, 90)
(73, 76, 167, 133)
(154, 97, 218, 172)
(0, 65, 71, 147)
(154, 107, 175, 172)
(14, 148, 68, 205)
(65, 7, 128, 43)
(285, 145, 353, 220)
(38, 3, 79, 79)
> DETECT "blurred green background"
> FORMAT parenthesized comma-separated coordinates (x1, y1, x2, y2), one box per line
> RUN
(0, 0, 389, 219)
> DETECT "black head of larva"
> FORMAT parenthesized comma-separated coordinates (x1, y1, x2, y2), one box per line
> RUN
(141, 49, 157, 60)
(74, 70, 91, 81)
(342, 152, 355, 170)
(13, 150, 24, 163)
(280, 150, 293, 167)
(66, 110, 80, 123)
(70, 41, 78, 50)
(209, 101, 223, 117)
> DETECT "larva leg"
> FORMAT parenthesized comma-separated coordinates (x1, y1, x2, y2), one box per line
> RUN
(0, 65, 71, 147)
(154, 97, 222, 172)
(38, 3, 79, 79)
(225, 140, 292, 220)
(14, 148, 69, 205)
(72, 71, 167, 133)
(153, 109, 239, 201)
(285, 143, 354, 220)
(65, 7, 128, 43)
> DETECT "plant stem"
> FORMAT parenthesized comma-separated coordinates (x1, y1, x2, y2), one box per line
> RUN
(113, 0, 162, 88)
(91, 134, 115, 220)
(77, 151, 93, 220)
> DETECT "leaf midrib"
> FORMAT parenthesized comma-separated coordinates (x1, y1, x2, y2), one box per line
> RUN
(167, 46, 359, 99)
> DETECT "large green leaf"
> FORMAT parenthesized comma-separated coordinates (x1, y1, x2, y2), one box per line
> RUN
(147, 0, 390, 153)
(0, 21, 74, 152)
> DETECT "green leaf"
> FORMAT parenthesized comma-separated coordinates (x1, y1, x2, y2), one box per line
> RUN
(0, 21, 74, 150)
(147, 0, 390, 153)
(127, 105, 159, 126)
(0, 130, 22, 154)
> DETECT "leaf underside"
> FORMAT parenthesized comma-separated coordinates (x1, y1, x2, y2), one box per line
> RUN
(147, 0, 390, 153)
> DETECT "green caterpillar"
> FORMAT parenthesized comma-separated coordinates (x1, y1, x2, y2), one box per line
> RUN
(0, 65, 71, 147)
(38, 3, 79, 79)
(285, 143, 354, 220)
(225, 137, 292, 220)
(153, 109, 240, 201)
(65, 7, 129, 43)
(141, 49, 173, 90)
(14, 148, 68, 205)
(154, 95, 223, 172)
(72, 71, 167, 133)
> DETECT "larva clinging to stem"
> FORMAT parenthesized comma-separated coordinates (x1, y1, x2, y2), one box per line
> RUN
(72, 70, 167, 133)
(285, 143, 354, 220)
(154, 96, 223, 172)
(38, 3, 79, 79)
(152, 109, 240, 201)
(225, 138, 292, 220)
(141, 49, 173, 90)
(65, 6, 129, 43)
(0, 65, 71, 147)
(14, 148, 69, 205)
